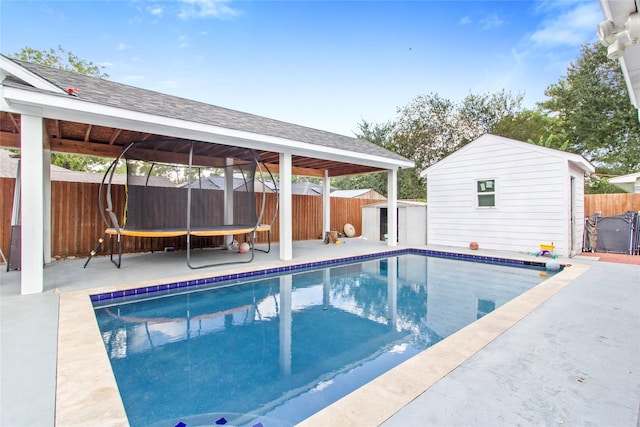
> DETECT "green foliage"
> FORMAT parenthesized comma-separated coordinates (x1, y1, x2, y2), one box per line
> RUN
(50, 153, 110, 172)
(11, 46, 111, 171)
(584, 175, 626, 194)
(539, 42, 639, 174)
(333, 121, 392, 196)
(10, 45, 109, 79)
(492, 109, 569, 150)
(392, 90, 524, 173)
(332, 171, 387, 196)
(526, 135, 569, 151)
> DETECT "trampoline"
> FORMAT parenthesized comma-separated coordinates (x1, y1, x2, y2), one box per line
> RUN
(84, 140, 277, 269)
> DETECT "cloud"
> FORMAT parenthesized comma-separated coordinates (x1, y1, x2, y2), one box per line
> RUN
(178, 35, 189, 48)
(149, 5, 163, 16)
(479, 13, 504, 30)
(530, 2, 601, 47)
(177, 0, 240, 20)
(117, 43, 132, 51)
(459, 16, 471, 26)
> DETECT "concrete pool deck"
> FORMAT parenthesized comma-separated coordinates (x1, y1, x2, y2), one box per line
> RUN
(1, 240, 639, 426)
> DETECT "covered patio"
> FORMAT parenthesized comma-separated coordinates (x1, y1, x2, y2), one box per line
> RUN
(0, 54, 413, 295)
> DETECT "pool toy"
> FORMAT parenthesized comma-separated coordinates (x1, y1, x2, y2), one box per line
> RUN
(536, 243, 557, 258)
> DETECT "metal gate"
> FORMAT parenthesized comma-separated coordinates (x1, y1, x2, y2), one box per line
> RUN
(584, 211, 639, 255)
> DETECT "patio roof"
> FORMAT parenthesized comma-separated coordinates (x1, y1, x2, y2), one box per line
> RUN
(0, 55, 414, 177)
(0, 54, 409, 295)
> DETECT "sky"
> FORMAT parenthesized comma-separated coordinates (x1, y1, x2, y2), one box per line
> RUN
(1, 0, 604, 137)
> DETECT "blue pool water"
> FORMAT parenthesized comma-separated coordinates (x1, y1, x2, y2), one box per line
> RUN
(93, 253, 555, 427)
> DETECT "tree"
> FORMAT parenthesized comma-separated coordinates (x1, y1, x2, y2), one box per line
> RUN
(341, 91, 525, 200)
(539, 42, 640, 174)
(9, 46, 111, 171)
(391, 90, 524, 173)
(10, 45, 109, 79)
(492, 109, 570, 150)
(333, 120, 392, 196)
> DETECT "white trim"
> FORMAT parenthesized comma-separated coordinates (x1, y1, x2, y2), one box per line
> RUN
(43, 148, 52, 263)
(20, 114, 44, 294)
(2, 86, 415, 170)
(475, 178, 497, 209)
(279, 153, 293, 261)
(0, 56, 64, 93)
(322, 171, 331, 234)
(387, 169, 398, 247)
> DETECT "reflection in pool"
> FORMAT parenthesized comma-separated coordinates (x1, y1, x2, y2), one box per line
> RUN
(94, 253, 552, 427)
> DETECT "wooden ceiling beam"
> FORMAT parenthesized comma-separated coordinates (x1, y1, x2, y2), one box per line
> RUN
(261, 163, 325, 178)
(0, 131, 20, 148)
(83, 125, 93, 142)
(108, 129, 122, 145)
(8, 113, 20, 133)
(50, 138, 123, 158)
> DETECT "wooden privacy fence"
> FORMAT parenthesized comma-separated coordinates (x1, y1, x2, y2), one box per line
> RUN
(585, 193, 640, 217)
(0, 178, 379, 259)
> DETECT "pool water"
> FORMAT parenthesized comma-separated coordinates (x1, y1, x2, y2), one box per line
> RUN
(94, 253, 554, 427)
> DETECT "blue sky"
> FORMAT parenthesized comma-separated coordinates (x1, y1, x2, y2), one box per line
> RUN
(1, 0, 603, 137)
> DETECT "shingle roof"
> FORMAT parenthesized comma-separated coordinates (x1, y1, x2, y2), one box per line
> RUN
(4, 56, 410, 164)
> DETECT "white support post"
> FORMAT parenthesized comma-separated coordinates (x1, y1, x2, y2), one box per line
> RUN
(387, 169, 398, 247)
(224, 158, 234, 248)
(20, 114, 45, 294)
(43, 148, 52, 264)
(279, 274, 292, 376)
(322, 170, 331, 237)
(279, 153, 293, 260)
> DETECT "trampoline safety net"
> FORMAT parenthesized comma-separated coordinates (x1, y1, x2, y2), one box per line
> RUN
(85, 139, 276, 269)
(122, 140, 261, 232)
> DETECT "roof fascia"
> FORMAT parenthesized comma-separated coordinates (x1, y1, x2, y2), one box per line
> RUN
(0, 56, 64, 94)
(609, 172, 640, 183)
(2, 86, 414, 171)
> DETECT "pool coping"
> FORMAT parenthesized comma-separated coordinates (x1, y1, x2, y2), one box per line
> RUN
(55, 249, 590, 426)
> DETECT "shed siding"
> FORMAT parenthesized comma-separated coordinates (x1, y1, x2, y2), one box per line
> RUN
(427, 138, 575, 256)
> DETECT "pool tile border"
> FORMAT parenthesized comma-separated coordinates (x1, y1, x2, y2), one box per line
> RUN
(90, 248, 556, 304)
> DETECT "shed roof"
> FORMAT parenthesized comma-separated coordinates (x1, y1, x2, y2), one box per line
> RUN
(420, 134, 595, 178)
(0, 55, 413, 177)
(362, 200, 427, 209)
(330, 189, 385, 198)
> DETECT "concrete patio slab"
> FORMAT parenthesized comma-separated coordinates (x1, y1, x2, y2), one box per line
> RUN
(1, 241, 638, 427)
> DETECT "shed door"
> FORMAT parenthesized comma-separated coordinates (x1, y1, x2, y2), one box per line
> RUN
(379, 208, 387, 241)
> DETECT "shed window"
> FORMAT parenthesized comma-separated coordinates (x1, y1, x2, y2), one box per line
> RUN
(477, 179, 495, 207)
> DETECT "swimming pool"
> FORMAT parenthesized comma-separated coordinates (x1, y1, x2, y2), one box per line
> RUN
(93, 251, 556, 427)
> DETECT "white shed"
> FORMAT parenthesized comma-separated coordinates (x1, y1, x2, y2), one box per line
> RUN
(419, 134, 595, 257)
(362, 201, 427, 245)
